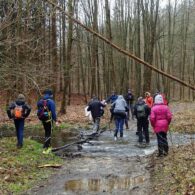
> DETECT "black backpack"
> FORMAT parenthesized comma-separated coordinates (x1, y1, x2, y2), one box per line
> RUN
(137, 104, 146, 118)
(37, 100, 51, 121)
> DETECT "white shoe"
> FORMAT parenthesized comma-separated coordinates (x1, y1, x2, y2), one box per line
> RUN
(114, 136, 117, 141)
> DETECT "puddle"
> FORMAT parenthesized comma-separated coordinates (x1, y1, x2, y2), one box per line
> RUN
(64, 175, 145, 193)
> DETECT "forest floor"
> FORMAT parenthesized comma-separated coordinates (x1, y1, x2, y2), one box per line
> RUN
(0, 101, 195, 195)
(26, 102, 195, 195)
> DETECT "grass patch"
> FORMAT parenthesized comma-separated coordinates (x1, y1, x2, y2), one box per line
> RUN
(0, 137, 63, 195)
(151, 144, 195, 195)
(170, 109, 195, 134)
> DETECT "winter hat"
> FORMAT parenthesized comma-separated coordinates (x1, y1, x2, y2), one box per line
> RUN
(17, 94, 25, 102)
(154, 94, 163, 104)
(138, 97, 143, 102)
(44, 89, 53, 97)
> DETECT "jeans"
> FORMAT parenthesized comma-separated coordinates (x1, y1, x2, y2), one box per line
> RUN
(114, 118, 125, 137)
(14, 119, 25, 146)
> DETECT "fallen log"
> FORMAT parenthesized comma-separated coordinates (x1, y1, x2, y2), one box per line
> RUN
(52, 129, 107, 152)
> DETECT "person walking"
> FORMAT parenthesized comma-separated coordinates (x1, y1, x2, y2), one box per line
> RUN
(37, 89, 57, 154)
(87, 96, 106, 133)
(125, 89, 134, 120)
(7, 94, 31, 148)
(111, 95, 128, 140)
(134, 97, 151, 146)
(106, 91, 118, 104)
(144, 92, 153, 108)
(150, 94, 172, 157)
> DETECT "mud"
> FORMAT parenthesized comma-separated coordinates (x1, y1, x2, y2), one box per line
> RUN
(25, 116, 194, 195)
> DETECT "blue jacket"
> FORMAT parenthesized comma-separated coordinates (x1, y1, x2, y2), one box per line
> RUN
(106, 94, 118, 104)
(37, 94, 57, 121)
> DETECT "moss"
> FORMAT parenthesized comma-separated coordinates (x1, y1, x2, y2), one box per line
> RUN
(0, 137, 63, 195)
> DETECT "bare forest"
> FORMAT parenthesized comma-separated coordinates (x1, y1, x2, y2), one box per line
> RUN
(1, 0, 195, 110)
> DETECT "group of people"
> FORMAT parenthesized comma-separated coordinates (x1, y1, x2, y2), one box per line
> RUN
(87, 89, 172, 157)
(7, 89, 57, 154)
(6, 88, 172, 157)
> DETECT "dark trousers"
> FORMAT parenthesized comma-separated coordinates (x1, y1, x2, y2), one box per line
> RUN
(156, 132, 169, 155)
(137, 118, 149, 143)
(128, 104, 134, 119)
(93, 117, 100, 132)
(14, 119, 25, 146)
(43, 121, 52, 148)
(114, 118, 125, 137)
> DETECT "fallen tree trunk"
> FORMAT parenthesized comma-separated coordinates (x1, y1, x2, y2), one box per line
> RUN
(45, 0, 195, 91)
(52, 129, 107, 152)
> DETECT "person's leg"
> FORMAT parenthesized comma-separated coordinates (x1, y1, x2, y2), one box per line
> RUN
(137, 120, 143, 143)
(143, 119, 150, 143)
(17, 119, 24, 147)
(156, 132, 164, 156)
(43, 121, 52, 148)
(130, 104, 134, 120)
(125, 117, 129, 129)
(14, 120, 20, 146)
(161, 132, 169, 155)
(119, 118, 125, 137)
(14, 120, 24, 147)
(94, 117, 100, 132)
(114, 118, 119, 138)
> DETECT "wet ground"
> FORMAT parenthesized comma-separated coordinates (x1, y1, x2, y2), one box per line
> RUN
(25, 117, 195, 195)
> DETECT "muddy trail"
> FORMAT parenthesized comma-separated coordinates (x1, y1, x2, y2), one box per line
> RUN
(25, 110, 194, 195)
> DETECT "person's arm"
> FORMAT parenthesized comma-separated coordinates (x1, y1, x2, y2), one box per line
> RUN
(48, 100, 57, 122)
(7, 103, 15, 119)
(23, 104, 31, 118)
(166, 107, 172, 124)
(145, 105, 151, 116)
(149, 108, 156, 128)
(87, 104, 92, 111)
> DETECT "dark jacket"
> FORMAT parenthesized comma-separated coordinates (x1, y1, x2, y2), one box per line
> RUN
(37, 94, 57, 122)
(87, 99, 105, 119)
(125, 92, 134, 105)
(134, 100, 150, 120)
(7, 100, 31, 120)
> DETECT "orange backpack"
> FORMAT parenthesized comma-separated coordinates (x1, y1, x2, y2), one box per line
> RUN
(14, 104, 23, 119)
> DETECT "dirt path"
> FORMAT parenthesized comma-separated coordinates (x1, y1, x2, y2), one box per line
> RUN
(25, 102, 195, 195)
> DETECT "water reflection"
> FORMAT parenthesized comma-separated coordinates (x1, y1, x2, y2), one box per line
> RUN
(64, 176, 145, 192)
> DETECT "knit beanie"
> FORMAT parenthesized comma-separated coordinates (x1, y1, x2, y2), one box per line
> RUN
(44, 89, 53, 97)
(154, 94, 163, 104)
(17, 94, 25, 102)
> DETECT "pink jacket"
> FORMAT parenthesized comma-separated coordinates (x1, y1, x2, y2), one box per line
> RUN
(150, 104, 172, 133)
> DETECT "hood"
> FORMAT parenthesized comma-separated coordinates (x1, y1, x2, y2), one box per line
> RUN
(154, 94, 164, 104)
(137, 97, 145, 105)
(17, 94, 25, 102)
(117, 95, 124, 100)
(43, 94, 52, 100)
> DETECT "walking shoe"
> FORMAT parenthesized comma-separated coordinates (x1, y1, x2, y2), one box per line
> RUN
(17, 143, 23, 149)
(156, 153, 164, 157)
(114, 136, 117, 141)
(145, 142, 150, 147)
(42, 147, 52, 154)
